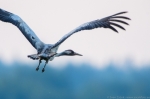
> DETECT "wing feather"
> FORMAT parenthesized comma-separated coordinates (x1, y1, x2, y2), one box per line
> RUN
(52, 11, 130, 48)
(109, 22, 125, 30)
(0, 8, 44, 52)
(109, 19, 129, 25)
(111, 16, 131, 20)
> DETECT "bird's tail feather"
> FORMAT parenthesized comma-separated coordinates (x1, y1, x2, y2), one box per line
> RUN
(27, 54, 39, 60)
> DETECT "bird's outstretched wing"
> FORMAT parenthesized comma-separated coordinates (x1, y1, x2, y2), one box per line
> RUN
(0, 8, 44, 52)
(52, 11, 130, 48)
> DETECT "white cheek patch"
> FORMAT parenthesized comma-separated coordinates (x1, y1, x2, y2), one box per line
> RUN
(66, 51, 72, 54)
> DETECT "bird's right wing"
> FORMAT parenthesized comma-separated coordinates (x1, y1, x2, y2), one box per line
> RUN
(51, 11, 130, 49)
(0, 8, 44, 52)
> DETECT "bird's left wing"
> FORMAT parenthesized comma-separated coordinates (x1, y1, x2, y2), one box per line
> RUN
(0, 8, 44, 52)
(51, 11, 130, 49)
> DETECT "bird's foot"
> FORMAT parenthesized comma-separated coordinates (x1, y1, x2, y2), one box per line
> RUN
(42, 68, 45, 73)
(36, 67, 39, 71)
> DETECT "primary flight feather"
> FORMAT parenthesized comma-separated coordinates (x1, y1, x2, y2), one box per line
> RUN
(0, 8, 130, 72)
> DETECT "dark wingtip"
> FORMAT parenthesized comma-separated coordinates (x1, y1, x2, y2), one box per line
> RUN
(108, 25, 118, 33)
(125, 17, 131, 20)
(112, 11, 128, 16)
(115, 31, 119, 33)
(109, 19, 129, 25)
(0, 8, 12, 16)
(112, 16, 131, 20)
(110, 22, 126, 31)
(120, 11, 128, 14)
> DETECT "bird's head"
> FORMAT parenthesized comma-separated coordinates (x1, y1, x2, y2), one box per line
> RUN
(56, 49, 82, 57)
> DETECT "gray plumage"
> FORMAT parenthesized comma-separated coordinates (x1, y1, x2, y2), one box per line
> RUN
(52, 12, 130, 49)
(0, 8, 130, 72)
(0, 9, 44, 53)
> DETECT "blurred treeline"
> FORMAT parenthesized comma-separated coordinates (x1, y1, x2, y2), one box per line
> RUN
(0, 61, 150, 99)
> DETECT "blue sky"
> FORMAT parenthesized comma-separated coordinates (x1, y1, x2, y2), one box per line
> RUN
(0, 0, 150, 68)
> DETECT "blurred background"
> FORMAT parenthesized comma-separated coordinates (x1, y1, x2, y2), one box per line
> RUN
(0, 61, 150, 99)
(0, 0, 150, 99)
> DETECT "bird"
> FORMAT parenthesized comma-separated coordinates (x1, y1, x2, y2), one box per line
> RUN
(0, 8, 130, 72)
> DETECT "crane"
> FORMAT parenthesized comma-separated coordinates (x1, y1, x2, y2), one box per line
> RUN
(0, 8, 130, 72)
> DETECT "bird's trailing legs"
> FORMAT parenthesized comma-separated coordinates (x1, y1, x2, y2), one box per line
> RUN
(42, 60, 48, 73)
(36, 59, 42, 71)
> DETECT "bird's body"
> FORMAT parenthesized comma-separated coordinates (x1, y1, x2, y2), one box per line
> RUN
(0, 8, 130, 72)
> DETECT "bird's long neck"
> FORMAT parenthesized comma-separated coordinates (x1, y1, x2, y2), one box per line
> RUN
(55, 53, 62, 57)
(55, 52, 69, 57)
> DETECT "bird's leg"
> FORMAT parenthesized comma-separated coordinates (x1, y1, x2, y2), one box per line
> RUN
(36, 59, 42, 71)
(42, 60, 48, 73)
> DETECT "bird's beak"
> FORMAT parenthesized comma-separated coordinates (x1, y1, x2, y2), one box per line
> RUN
(74, 52, 83, 56)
